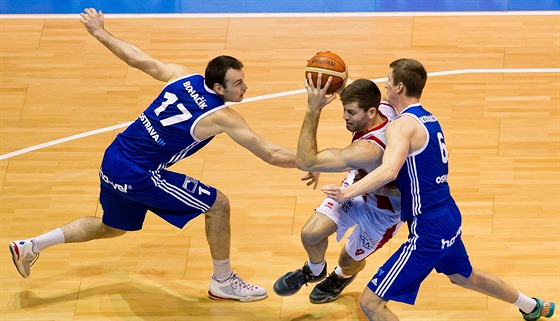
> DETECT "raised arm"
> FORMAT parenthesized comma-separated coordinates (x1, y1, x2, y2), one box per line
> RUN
(79, 8, 187, 82)
(297, 73, 382, 172)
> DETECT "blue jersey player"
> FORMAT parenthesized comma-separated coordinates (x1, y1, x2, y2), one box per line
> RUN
(8, 8, 317, 303)
(321, 59, 555, 320)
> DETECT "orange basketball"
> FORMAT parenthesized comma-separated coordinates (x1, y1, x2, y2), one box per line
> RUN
(305, 51, 348, 94)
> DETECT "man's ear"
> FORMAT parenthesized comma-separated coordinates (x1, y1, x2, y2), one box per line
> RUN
(397, 82, 405, 95)
(368, 106, 377, 119)
(213, 83, 224, 95)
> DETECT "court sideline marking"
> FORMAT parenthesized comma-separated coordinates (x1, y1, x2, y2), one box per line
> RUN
(1, 11, 559, 18)
(1, 68, 559, 160)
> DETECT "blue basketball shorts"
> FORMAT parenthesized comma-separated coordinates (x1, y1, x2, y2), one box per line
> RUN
(367, 203, 473, 305)
(98, 147, 217, 231)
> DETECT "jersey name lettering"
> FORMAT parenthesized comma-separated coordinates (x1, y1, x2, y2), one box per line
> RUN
(183, 81, 208, 109)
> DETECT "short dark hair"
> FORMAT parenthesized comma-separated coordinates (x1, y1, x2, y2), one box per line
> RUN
(340, 79, 381, 112)
(204, 55, 244, 89)
(389, 58, 427, 98)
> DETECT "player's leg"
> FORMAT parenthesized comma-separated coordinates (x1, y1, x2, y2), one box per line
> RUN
(309, 247, 364, 304)
(194, 189, 264, 302)
(309, 201, 402, 303)
(146, 169, 267, 302)
(338, 246, 366, 275)
(61, 216, 127, 242)
(301, 211, 338, 270)
(273, 211, 338, 296)
(438, 234, 555, 320)
(447, 269, 555, 320)
(8, 185, 133, 279)
(359, 286, 398, 321)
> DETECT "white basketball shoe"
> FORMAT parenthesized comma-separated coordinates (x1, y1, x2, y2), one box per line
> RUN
(208, 272, 268, 302)
(9, 239, 39, 278)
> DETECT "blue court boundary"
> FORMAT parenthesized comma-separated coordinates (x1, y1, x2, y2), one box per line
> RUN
(1, 0, 559, 14)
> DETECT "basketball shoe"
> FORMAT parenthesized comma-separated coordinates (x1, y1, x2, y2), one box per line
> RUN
(273, 262, 327, 296)
(9, 239, 39, 278)
(309, 268, 356, 304)
(520, 298, 555, 321)
(208, 272, 267, 302)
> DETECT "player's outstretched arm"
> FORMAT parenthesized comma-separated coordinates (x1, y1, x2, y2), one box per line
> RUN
(201, 107, 297, 168)
(321, 119, 410, 202)
(79, 8, 187, 82)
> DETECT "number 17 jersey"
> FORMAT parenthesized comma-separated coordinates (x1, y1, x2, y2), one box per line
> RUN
(115, 74, 227, 171)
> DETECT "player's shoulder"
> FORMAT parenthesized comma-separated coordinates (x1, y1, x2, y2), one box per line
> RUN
(378, 101, 398, 120)
(167, 72, 203, 85)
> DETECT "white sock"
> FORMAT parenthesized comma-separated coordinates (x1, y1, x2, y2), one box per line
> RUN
(334, 265, 353, 279)
(212, 258, 232, 281)
(307, 260, 326, 276)
(515, 292, 537, 314)
(32, 228, 65, 253)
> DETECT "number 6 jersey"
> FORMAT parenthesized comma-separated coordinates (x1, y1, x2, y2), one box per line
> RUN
(394, 103, 453, 222)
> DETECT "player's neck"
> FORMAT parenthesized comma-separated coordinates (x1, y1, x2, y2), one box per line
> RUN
(366, 113, 387, 131)
(394, 96, 420, 113)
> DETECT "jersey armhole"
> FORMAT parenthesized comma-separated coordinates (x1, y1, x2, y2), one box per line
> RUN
(190, 104, 228, 141)
(394, 113, 430, 157)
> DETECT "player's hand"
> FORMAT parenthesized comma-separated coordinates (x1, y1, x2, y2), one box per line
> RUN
(305, 72, 337, 112)
(321, 184, 349, 202)
(301, 172, 320, 189)
(80, 8, 105, 36)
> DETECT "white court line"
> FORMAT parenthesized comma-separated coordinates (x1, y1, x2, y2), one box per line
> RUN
(0, 11, 559, 19)
(1, 68, 559, 160)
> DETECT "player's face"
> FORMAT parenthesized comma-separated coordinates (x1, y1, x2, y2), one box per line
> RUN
(343, 101, 373, 132)
(221, 68, 248, 103)
(385, 70, 398, 105)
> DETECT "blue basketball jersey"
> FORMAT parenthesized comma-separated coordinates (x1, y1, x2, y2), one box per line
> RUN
(395, 103, 453, 221)
(114, 74, 227, 171)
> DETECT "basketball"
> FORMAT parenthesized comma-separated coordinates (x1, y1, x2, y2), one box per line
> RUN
(305, 51, 348, 94)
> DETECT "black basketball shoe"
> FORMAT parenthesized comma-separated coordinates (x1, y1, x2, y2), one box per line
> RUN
(309, 269, 356, 304)
(273, 262, 327, 296)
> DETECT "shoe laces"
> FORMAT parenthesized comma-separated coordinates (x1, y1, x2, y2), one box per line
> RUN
(319, 273, 343, 292)
(285, 267, 314, 288)
(230, 273, 257, 291)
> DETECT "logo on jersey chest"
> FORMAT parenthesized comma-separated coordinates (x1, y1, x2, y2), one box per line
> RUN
(139, 113, 166, 146)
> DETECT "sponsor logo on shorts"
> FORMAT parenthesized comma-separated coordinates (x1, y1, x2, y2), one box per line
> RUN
(182, 176, 199, 193)
(99, 169, 131, 193)
(341, 200, 353, 213)
(441, 227, 462, 249)
(360, 235, 375, 251)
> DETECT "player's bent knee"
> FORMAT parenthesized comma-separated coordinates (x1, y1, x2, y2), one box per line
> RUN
(102, 224, 127, 238)
(206, 190, 230, 218)
(300, 224, 324, 246)
(359, 287, 385, 317)
(300, 212, 335, 245)
(339, 250, 364, 272)
(447, 272, 471, 287)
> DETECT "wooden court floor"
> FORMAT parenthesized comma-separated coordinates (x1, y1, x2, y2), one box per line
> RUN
(1, 13, 559, 321)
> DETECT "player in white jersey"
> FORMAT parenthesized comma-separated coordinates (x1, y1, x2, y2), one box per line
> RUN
(322, 59, 555, 320)
(8, 8, 318, 303)
(273, 76, 402, 304)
